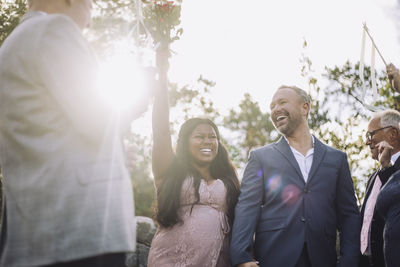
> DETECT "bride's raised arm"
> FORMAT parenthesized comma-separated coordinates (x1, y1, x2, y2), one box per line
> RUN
(152, 46, 174, 188)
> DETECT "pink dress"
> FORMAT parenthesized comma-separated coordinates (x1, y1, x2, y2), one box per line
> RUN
(148, 177, 231, 267)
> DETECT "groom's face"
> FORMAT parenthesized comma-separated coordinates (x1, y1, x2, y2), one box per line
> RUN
(270, 88, 304, 136)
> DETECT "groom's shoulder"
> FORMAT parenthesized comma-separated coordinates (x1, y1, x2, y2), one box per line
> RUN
(315, 137, 346, 158)
(250, 142, 277, 155)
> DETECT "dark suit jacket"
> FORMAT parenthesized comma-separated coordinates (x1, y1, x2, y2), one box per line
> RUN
(376, 170, 400, 267)
(359, 157, 400, 267)
(230, 137, 360, 267)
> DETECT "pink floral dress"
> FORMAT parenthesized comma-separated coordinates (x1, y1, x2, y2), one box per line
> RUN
(148, 177, 231, 267)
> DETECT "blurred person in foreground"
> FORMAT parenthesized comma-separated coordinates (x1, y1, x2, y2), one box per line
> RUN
(0, 0, 151, 266)
(230, 85, 360, 267)
(359, 110, 400, 267)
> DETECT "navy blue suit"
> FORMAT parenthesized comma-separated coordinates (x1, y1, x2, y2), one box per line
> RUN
(359, 157, 400, 267)
(230, 137, 360, 267)
(376, 170, 400, 267)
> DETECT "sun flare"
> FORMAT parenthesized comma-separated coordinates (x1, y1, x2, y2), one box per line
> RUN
(97, 42, 154, 112)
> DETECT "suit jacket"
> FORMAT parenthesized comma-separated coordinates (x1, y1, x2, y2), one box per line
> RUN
(376, 170, 400, 267)
(0, 12, 137, 266)
(359, 157, 400, 267)
(230, 136, 360, 267)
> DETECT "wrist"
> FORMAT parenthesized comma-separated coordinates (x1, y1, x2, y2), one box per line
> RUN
(380, 162, 393, 171)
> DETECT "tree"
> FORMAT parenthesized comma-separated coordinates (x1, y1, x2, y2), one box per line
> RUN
(125, 133, 155, 217)
(299, 40, 396, 205)
(223, 93, 277, 167)
(0, 0, 27, 46)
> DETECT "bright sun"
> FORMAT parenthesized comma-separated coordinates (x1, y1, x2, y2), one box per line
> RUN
(97, 42, 153, 112)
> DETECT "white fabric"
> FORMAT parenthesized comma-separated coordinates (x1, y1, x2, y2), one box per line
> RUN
(0, 12, 136, 266)
(390, 150, 400, 165)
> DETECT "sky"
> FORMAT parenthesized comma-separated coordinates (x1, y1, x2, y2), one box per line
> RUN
(167, 0, 400, 114)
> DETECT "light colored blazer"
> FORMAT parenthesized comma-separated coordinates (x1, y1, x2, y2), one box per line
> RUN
(0, 12, 136, 266)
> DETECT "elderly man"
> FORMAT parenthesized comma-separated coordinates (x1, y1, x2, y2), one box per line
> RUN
(359, 110, 400, 267)
(0, 0, 149, 266)
(230, 85, 360, 267)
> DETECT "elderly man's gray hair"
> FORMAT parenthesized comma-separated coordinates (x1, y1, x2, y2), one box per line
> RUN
(374, 109, 400, 128)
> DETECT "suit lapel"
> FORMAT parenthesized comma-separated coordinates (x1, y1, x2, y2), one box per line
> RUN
(365, 171, 378, 195)
(307, 136, 327, 184)
(361, 157, 400, 213)
(393, 156, 400, 170)
(273, 137, 304, 183)
(365, 156, 400, 203)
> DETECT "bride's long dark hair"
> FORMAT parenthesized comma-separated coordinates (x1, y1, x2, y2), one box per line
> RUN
(155, 118, 240, 228)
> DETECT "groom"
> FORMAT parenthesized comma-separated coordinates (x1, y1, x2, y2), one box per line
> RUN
(0, 0, 151, 266)
(230, 86, 360, 267)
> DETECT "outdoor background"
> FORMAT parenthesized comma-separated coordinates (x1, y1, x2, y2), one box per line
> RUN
(1, 0, 400, 219)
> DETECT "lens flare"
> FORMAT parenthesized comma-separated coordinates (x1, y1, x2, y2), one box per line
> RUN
(265, 174, 282, 194)
(281, 184, 301, 206)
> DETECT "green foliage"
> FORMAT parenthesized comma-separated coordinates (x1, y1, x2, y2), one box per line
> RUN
(143, 0, 183, 45)
(324, 61, 400, 114)
(169, 76, 220, 120)
(0, 0, 27, 47)
(224, 93, 277, 164)
(299, 40, 330, 130)
(125, 133, 155, 217)
(89, 0, 137, 56)
(299, 40, 397, 205)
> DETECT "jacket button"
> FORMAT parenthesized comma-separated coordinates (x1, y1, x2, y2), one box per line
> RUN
(301, 217, 306, 222)
(303, 188, 309, 193)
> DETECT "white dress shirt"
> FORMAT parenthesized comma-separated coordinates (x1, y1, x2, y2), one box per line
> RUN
(390, 150, 400, 165)
(285, 136, 315, 182)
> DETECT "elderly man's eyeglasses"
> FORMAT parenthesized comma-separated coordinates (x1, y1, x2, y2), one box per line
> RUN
(365, 126, 394, 142)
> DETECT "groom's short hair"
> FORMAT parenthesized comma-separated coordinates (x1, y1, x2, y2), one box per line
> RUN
(277, 85, 310, 105)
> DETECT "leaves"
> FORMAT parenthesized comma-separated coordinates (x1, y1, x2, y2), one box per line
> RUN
(224, 93, 277, 165)
(0, 0, 27, 46)
(142, 0, 183, 45)
(300, 41, 394, 205)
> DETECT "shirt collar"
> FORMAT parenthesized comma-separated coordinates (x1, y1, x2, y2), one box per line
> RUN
(391, 150, 400, 165)
(284, 134, 315, 146)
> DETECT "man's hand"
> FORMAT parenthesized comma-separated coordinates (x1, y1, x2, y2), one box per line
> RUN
(386, 63, 400, 93)
(376, 140, 393, 168)
(238, 261, 259, 267)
